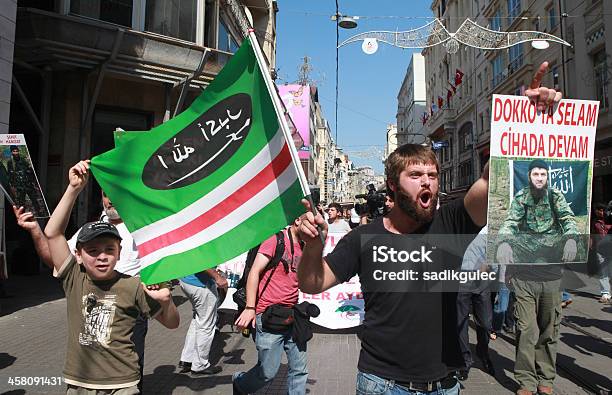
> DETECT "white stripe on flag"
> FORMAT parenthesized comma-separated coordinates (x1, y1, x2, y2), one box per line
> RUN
(132, 128, 287, 244)
(138, 161, 298, 269)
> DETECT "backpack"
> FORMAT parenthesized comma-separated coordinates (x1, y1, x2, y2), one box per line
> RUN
(233, 230, 287, 309)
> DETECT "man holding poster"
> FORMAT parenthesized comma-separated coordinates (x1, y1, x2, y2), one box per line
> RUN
(496, 159, 578, 395)
(487, 67, 598, 395)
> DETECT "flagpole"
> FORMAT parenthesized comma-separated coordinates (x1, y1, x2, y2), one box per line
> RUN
(248, 30, 310, 193)
(247, 30, 326, 243)
(247, 31, 314, 203)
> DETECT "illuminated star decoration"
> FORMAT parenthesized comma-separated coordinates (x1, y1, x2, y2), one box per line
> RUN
(338, 18, 571, 54)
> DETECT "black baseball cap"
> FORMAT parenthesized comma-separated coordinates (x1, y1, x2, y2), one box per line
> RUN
(77, 221, 122, 244)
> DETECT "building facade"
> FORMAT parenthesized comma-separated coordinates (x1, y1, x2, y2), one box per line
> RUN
(313, 99, 334, 203)
(331, 149, 352, 203)
(5, 0, 277, 274)
(424, 0, 480, 199)
(384, 123, 398, 159)
(423, 0, 612, 204)
(397, 53, 427, 145)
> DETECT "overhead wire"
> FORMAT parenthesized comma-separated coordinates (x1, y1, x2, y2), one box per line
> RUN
(335, 0, 340, 144)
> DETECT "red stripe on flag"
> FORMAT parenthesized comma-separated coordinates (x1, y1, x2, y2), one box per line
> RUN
(137, 143, 293, 258)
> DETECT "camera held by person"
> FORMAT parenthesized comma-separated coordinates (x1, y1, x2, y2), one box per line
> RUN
(355, 184, 386, 219)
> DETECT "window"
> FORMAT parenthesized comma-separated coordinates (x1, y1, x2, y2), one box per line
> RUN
(145, 0, 197, 42)
(492, 54, 504, 87)
(218, 19, 239, 53)
(534, 16, 541, 32)
(552, 65, 560, 90)
(71, 0, 132, 27)
(490, 10, 502, 31)
(548, 5, 558, 30)
(479, 113, 484, 133)
(18, 0, 55, 11)
(507, 0, 521, 20)
(459, 123, 472, 153)
(593, 50, 609, 110)
(457, 160, 473, 187)
(440, 171, 451, 193)
(442, 143, 449, 162)
(478, 73, 482, 91)
(508, 43, 523, 74)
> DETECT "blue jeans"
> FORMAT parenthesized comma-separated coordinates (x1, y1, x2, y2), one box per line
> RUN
(493, 285, 510, 332)
(233, 314, 308, 394)
(596, 253, 611, 295)
(356, 372, 460, 395)
(562, 291, 572, 302)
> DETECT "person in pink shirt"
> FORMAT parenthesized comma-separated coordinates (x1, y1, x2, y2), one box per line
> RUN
(232, 217, 306, 395)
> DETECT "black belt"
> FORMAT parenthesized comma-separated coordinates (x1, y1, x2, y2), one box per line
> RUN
(395, 374, 457, 392)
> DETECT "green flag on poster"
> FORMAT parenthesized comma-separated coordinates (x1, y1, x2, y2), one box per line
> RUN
(90, 37, 308, 284)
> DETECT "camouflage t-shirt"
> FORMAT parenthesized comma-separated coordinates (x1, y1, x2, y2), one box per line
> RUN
(56, 255, 160, 389)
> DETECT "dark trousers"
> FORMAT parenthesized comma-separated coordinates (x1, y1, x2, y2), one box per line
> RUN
(131, 315, 148, 392)
(457, 290, 493, 369)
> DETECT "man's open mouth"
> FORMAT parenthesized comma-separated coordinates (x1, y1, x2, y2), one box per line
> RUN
(418, 191, 432, 208)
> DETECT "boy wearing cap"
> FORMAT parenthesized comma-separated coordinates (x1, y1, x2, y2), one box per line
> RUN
(15, 160, 179, 394)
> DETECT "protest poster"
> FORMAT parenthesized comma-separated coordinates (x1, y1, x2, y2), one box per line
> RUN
(0, 134, 50, 218)
(277, 84, 309, 160)
(299, 231, 364, 329)
(487, 95, 598, 264)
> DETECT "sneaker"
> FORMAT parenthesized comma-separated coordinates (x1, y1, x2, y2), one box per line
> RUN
(457, 369, 469, 381)
(481, 358, 496, 376)
(232, 373, 247, 395)
(561, 299, 572, 308)
(233, 381, 246, 395)
(191, 365, 222, 375)
(177, 361, 191, 373)
(599, 294, 611, 304)
(536, 385, 553, 394)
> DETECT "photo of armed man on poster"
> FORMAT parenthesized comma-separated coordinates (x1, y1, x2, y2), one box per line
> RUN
(0, 134, 50, 218)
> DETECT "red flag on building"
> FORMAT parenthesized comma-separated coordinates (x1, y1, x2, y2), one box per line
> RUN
(437, 96, 444, 109)
(446, 89, 453, 105)
(455, 68, 464, 86)
(448, 82, 457, 94)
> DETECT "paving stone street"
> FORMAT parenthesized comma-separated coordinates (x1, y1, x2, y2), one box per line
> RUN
(0, 271, 610, 394)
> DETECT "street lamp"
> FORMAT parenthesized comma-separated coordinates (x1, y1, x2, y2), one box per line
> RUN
(331, 14, 359, 29)
(531, 40, 550, 50)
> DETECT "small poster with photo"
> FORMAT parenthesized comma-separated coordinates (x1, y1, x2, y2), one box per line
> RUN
(0, 134, 50, 218)
(487, 95, 598, 265)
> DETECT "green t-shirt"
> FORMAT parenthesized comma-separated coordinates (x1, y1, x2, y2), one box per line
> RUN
(56, 255, 161, 389)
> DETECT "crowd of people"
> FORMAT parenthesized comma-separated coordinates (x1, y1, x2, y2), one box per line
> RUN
(9, 61, 611, 395)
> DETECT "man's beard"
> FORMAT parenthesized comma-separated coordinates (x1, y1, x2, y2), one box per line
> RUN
(395, 187, 437, 224)
(105, 207, 121, 221)
(529, 180, 547, 200)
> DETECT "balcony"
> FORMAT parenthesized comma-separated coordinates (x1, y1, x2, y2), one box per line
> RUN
(491, 72, 506, 89)
(15, 8, 231, 87)
(508, 54, 524, 75)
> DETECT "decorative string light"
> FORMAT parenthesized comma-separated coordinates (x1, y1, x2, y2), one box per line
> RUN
(338, 18, 571, 54)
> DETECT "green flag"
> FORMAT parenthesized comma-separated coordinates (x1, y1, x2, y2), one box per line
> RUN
(91, 37, 307, 284)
